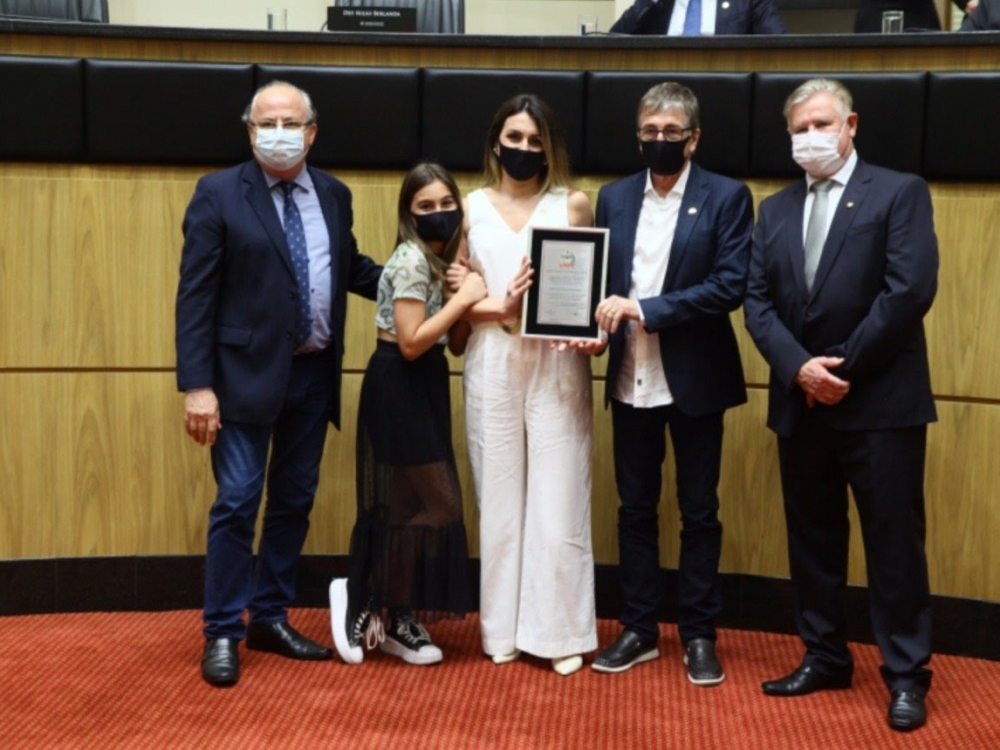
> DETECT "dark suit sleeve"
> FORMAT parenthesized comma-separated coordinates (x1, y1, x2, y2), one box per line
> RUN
(750, 0, 787, 33)
(744, 201, 814, 388)
(961, 3, 990, 30)
(640, 183, 753, 330)
(175, 177, 224, 392)
(595, 185, 609, 228)
(824, 176, 938, 379)
(610, 0, 660, 33)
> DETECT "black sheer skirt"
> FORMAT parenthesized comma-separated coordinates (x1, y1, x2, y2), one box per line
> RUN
(348, 340, 470, 621)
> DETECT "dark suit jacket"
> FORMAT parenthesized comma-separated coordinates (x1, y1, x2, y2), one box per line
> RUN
(596, 163, 752, 416)
(610, 0, 786, 35)
(175, 159, 381, 429)
(744, 158, 938, 438)
(962, 0, 1000, 29)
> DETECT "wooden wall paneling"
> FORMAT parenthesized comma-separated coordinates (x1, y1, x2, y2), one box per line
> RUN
(0, 166, 198, 369)
(337, 172, 399, 371)
(4, 34, 1000, 73)
(303, 373, 363, 555)
(0, 374, 58, 559)
(924, 401, 1000, 601)
(925, 186, 1000, 401)
(53, 372, 211, 557)
(716, 392, 789, 579)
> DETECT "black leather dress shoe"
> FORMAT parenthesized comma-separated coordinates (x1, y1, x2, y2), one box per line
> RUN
(684, 638, 725, 686)
(887, 690, 927, 731)
(202, 638, 239, 687)
(761, 663, 852, 696)
(245, 621, 333, 660)
(592, 630, 659, 674)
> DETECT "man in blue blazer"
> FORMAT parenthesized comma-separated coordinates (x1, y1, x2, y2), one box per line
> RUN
(590, 83, 752, 684)
(610, 0, 786, 35)
(176, 81, 381, 687)
(744, 79, 937, 732)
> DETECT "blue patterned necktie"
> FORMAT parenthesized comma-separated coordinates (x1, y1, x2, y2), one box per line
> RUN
(280, 181, 312, 345)
(683, 0, 702, 35)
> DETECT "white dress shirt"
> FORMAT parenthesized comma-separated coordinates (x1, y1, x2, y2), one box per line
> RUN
(613, 163, 692, 407)
(803, 149, 858, 245)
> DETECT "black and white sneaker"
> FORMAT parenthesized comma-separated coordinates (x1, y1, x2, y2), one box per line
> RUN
(379, 616, 443, 666)
(329, 578, 383, 665)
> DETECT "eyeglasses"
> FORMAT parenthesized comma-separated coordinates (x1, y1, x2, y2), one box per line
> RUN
(251, 120, 312, 132)
(637, 126, 692, 143)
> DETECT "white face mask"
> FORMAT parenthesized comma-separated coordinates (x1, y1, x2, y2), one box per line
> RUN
(254, 126, 307, 171)
(791, 123, 846, 177)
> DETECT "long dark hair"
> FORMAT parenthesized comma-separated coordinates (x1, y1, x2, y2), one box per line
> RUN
(395, 162, 464, 281)
(481, 94, 572, 194)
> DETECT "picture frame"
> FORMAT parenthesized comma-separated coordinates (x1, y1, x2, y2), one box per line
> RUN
(521, 226, 609, 342)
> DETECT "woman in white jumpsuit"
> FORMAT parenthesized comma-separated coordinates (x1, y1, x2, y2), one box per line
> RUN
(459, 94, 603, 676)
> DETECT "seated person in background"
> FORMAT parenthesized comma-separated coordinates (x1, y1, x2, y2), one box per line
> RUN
(610, 0, 786, 35)
(962, 0, 999, 28)
(853, 0, 941, 31)
(955, 0, 979, 18)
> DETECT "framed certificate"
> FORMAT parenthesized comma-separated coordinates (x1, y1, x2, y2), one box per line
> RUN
(521, 226, 609, 342)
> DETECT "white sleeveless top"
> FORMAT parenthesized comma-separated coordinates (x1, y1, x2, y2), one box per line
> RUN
(466, 187, 570, 300)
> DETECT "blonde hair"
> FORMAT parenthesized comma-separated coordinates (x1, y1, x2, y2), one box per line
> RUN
(783, 78, 853, 124)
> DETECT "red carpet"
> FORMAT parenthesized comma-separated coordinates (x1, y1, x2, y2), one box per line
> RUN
(1, 609, 996, 748)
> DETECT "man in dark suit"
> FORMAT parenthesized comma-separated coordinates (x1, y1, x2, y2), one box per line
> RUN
(610, 0, 786, 35)
(962, 0, 1000, 29)
(176, 81, 381, 687)
(590, 82, 752, 684)
(744, 78, 937, 731)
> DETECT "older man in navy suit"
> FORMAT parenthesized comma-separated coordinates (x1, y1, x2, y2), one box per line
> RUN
(176, 81, 381, 687)
(590, 82, 753, 684)
(744, 78, 937, 731)
(610, 0, 786, 35)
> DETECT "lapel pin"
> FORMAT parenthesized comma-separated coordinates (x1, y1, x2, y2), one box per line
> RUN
(721, 1, 730, 8)
(846, 201, 855, 208)
(687, 207, 698, 215)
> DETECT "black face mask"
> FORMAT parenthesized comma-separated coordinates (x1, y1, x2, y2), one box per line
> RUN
(640, 137, 690, 177)
(414, 209, 462, 243)
(498, 143, 546, 181)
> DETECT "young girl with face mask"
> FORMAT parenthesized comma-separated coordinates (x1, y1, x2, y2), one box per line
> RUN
(330, 163, 487, 666)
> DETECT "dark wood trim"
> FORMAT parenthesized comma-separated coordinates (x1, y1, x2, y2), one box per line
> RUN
(2, 556, 997, 661)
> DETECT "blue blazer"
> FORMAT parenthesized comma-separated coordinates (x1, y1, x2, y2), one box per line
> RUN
(610, 0, 786, 34)
(596, 163, 752, 416)
(744, 159, 938, 437)
(175, 159, 381, 429)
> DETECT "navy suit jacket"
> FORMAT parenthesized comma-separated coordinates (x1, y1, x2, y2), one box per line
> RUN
(610, 0, 786, 34)
(962, 0, 1000, 30)
(175, 159, 381, 429)
(596, 163, 752, 416)
(744, 159, 938, 438)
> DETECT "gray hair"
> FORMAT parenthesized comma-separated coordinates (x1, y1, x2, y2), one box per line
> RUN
(783, 78, 852, 123)
(241, 80, 317, 125)
(636, 82, 700, 131)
